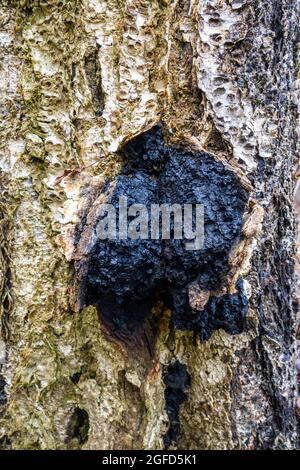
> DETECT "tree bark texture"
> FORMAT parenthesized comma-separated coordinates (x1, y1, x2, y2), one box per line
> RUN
(0, 0, 299, 450)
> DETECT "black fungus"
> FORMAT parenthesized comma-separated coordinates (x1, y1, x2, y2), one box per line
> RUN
(76, 125, 249, 341)
(172, 278, 249, 342)
(163, 360, 191, 448)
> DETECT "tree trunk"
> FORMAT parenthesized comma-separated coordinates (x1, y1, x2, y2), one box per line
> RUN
(0, 0, 299, 450)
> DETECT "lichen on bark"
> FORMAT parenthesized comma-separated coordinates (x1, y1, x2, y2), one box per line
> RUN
(0, 0, 299, 450)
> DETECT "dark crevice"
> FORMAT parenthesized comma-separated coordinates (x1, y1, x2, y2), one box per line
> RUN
(70, 371, 82, 385)
(206, 122, 232, 155)
(0, 435, 11, 450)
(84, 46, 104, 117)
(272, 0, 284, 62)
(0, 172, 13, 340)
(0, 374, 7, 407)
(65, 407, 89, 447)
(163, 360, 191, 448)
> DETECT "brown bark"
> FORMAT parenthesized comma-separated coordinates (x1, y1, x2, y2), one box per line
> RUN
(0, 0, 299, 450)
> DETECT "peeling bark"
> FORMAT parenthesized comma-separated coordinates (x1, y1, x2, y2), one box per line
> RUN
(0, 0, 299, 450)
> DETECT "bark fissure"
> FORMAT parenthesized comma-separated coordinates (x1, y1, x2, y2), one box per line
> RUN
(0, 0, 298, 450)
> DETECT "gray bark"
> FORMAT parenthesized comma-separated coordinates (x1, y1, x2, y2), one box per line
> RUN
(0, 0, 299, 450)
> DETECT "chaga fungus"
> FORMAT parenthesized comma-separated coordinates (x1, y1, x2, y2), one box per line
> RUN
(172, 278, 249, 342)
(75, 125, 250, 341)
(163, 360, 191, 448)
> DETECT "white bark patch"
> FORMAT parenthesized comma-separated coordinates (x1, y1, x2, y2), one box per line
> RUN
(194, 0, 257, 170)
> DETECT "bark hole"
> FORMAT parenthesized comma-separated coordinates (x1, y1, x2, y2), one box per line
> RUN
(65, 407, 89, 447)
(206, 122, 232, 154)
(0, 374, 7, 407)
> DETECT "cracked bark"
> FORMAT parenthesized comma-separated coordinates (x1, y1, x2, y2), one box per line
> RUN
(0, 0, 299, 450)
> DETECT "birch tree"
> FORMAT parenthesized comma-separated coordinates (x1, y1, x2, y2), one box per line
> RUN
(0, 0, 299, 450)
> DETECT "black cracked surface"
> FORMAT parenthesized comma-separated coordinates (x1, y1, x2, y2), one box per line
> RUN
(76, 125, 249, 341)
(172, 278, 249, 342)
(163, 360, 191, 448)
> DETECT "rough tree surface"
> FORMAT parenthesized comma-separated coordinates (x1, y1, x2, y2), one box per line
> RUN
(0, 0, 299, 450)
